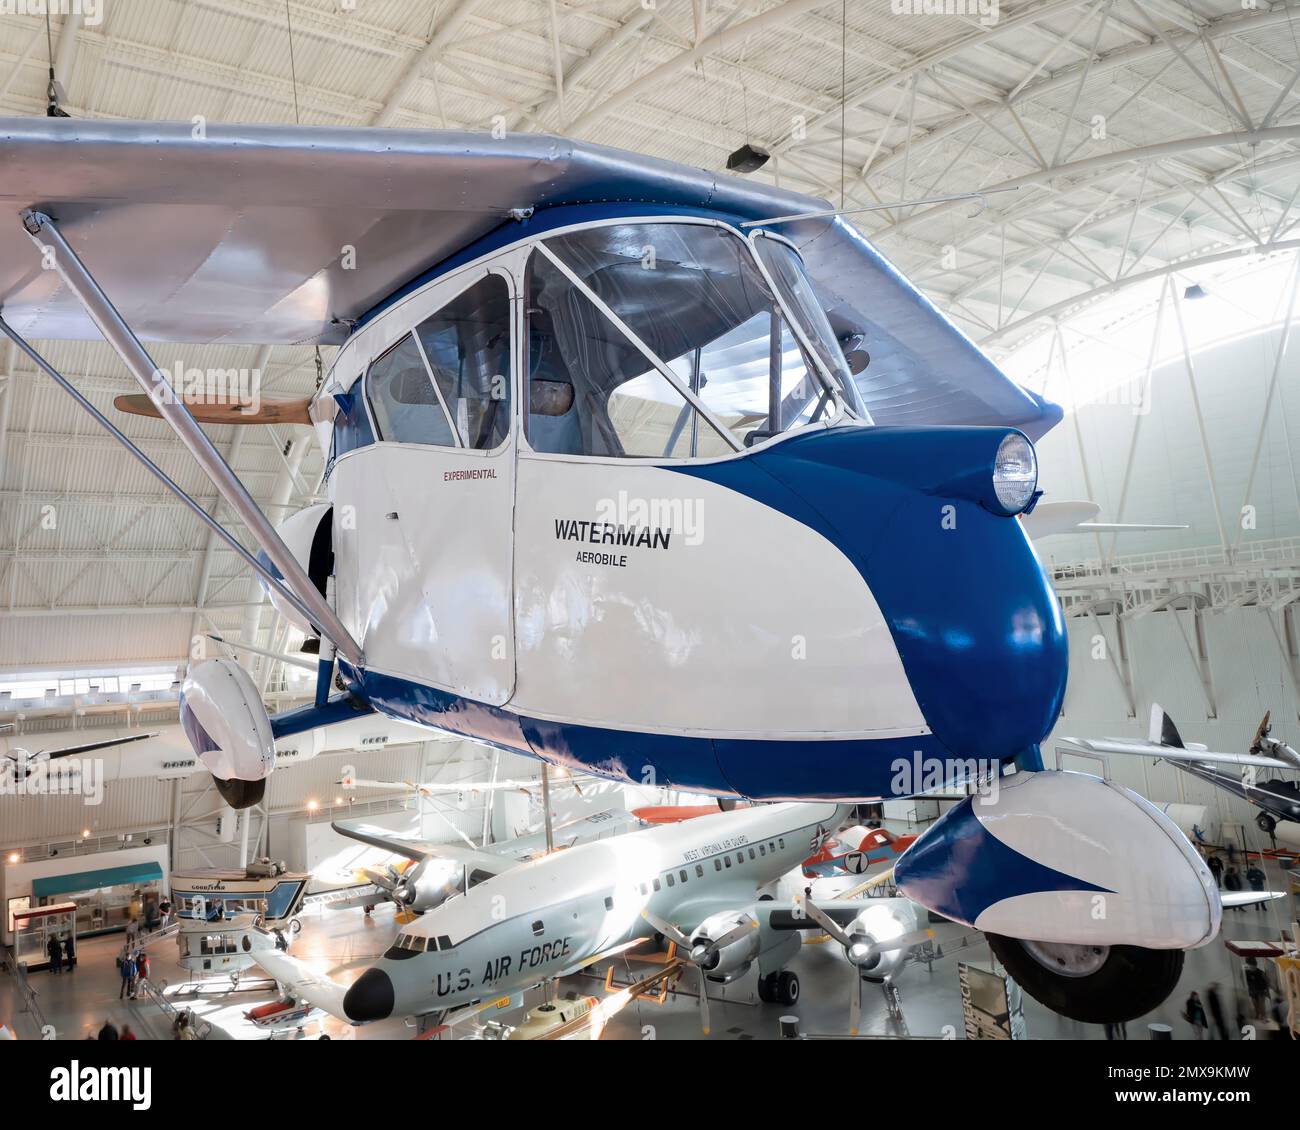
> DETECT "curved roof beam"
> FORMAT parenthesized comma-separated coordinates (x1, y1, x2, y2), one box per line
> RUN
(934, 148, 1300, 305)
(504, 7, 654, 131)
(867, 124, 1300, 243)
(978, 237, 1300, 346)
(766, 0, 1102, 159)
(813, 5, 1298, 197)
(371, 0, 484, 127)
(567, 0, 905, 137)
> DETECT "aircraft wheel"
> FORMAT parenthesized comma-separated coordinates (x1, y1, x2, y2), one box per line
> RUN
(987, 934, 1184, 1024)
(776, 970, 800, 1007)
(757, 973, 777, 1003)
(1256, 811, 1277, 836)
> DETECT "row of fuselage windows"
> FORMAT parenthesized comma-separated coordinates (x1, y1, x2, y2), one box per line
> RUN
(386, 836, 788, 956)
(623, 837, 788, 903)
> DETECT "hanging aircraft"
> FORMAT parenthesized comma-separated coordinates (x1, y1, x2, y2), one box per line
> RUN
(1061, 705, 1300, 846)
(0, 118, 1245, 1024)
(252, 802, 929, 1036)
(0, 729, 157, 789)
(802, 825, 919, 878)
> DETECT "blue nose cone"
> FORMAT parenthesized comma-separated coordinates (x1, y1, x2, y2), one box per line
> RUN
(759, 426, 1068, 760)
(674, 425, 1068, 766)
(344, 968, 395, 1022)
(868, 501, 1067, 760)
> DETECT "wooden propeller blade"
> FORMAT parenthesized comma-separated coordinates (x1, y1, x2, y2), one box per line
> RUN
(114, 393, 312, 425)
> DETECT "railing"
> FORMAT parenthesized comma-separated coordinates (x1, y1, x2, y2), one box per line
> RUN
(1048, 534, 1300, 585)
(3, 949, 51, 1039)
(4, 828, 171, 864)
(133, 921, 180, 950)
(1045, 533, 1300, 619)
(134, 977, 211, 1040)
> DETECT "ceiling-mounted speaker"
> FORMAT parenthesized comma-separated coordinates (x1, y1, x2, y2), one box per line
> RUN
(726, 143, 770, 175)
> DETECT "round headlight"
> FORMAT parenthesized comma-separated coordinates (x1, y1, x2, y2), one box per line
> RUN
(992, 432, 1037, 514)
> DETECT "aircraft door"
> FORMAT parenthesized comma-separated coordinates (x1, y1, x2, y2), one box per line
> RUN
(335, 267, 517, 706)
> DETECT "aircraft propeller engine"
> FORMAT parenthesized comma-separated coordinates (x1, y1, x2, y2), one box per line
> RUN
(389, 858, 462, 913)
(689, 911, 763, 980)
(793, 893, 931, 1035)
(641, 908, 758, 1036)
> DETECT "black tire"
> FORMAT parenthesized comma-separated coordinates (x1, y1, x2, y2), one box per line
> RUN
(757, 974, 775, 1003)
(1256, 811, 1277, 836)
(987, 934, 1184, 1024)
(776, 970, 800, 1007)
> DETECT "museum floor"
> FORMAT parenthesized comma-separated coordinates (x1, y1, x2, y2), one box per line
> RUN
(3, 857, 1295, 1042)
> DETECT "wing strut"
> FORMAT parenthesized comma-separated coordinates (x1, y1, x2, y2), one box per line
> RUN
(0, 314, 330, 639)
(16, 209, 363, 667)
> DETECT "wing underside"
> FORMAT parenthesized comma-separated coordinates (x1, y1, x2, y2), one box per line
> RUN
(0, 118, 1056, 438)
(1058, 736, 1294, 771)
(330, 819, 511, 876)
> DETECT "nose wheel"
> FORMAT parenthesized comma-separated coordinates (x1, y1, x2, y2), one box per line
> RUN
(987, 934, 1184, 1024)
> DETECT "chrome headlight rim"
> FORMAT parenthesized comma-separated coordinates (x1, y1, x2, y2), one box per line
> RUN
(989, 431, 1038, 516)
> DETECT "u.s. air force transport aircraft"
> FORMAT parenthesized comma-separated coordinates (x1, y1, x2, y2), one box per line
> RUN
(0, 120, 1245, 1025)
(252, 802, 928, 1036)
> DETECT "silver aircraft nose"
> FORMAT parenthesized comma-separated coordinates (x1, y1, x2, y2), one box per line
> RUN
(343, 968, 395, 1022)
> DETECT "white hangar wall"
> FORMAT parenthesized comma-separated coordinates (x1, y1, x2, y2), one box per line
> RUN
(1044, 604, 1294, 851)
(0, 736, 510, 879)
(1033, 322, 1300, 569)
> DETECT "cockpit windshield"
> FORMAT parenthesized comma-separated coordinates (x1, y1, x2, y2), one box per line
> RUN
(526, 221, 863, 458)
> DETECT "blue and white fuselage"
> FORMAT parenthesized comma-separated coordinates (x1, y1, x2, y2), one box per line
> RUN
(249, 210, 1068, 803)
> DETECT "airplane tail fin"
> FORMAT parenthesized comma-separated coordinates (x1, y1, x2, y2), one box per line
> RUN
(1148, 703, 1185, 749)
(1249, 710, 1272, 755)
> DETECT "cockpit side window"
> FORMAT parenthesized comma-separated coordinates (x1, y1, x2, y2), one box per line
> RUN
(413, 273, 512, 450)
(367, 334, 457, 447)
(363, 272, 513, 452)
(326, 374, 375, 476)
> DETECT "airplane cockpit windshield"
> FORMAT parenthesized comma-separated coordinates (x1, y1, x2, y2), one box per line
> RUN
(526, 221, 864, 459)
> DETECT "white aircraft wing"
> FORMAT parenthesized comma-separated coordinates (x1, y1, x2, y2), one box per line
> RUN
(341, 776, 536, 797)
(1058, 736, 1295, 771)
(250, 950, 352, 1022)
(1076, 523, 1189, 532)
(1220, 891, 1289, 908)
(1022, 500, 1187, 540)
(330, 820, 514, 876)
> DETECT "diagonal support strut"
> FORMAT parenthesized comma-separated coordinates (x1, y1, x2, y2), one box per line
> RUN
(16, 209, 362, 667)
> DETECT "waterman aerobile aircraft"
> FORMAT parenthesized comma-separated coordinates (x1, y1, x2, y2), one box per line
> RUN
(0, 119, 1252, 1024)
